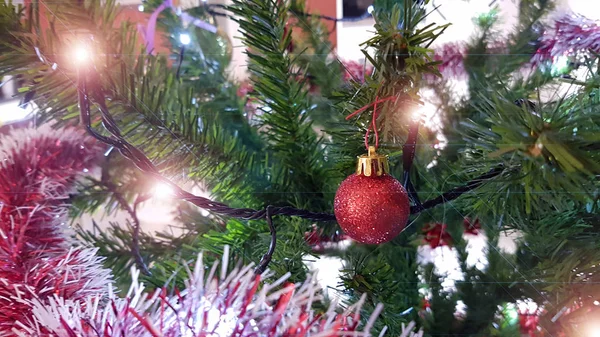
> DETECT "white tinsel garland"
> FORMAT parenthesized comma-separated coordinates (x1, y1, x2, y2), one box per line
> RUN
(28, 247, 423, 337)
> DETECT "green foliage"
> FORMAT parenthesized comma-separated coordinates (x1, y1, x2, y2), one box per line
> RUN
(356, 1, 448, 142)
(462, 92, 600, 217)
(229, 0, 332, 212)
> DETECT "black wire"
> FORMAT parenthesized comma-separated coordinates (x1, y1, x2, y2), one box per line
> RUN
(176, 45, 185, 79)
(254, 206, 276, 275)
(77, 68, 334, 273)
(410, 165, 505, 214)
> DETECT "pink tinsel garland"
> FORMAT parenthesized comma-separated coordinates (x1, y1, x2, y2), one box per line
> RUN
(427, 14, 600, 81)
(533, 14, 600, 64)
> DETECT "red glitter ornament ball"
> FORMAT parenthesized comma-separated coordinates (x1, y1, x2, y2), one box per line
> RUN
(334, 147, 410, 244)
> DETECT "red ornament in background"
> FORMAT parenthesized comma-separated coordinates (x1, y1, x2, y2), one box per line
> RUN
(463, 217, 482, 236)
(304, 225, 348, 252)
(342, 60, 374, 83)
(334, 147, 410, 245)
(422, 223, 453, 248)
(519, 312, 540, 337)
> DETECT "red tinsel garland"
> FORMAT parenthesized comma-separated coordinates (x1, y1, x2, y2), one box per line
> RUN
(28, 249, 423, 337)
(0, 126, 111, 336)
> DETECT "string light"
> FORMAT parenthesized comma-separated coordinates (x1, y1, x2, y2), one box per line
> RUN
(73, 45, 90, 64)
(179, 33, 191, 45)
(153, 182, 174, 198)
(367, 5, 375, 14)
(138, 4, 144, 12)
(411, 108, 423, 122)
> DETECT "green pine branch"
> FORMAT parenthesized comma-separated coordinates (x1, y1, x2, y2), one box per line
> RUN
(229, 0, 331, 212)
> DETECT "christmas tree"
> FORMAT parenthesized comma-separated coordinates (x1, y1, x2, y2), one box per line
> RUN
(1, 0, 599, 336)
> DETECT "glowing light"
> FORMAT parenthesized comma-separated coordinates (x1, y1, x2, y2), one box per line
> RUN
(73, 45, 90, 64)
(411, 107, 423, 122)
(367, 5, 374, 14)
(138, 4, 144, 11)
(595, 300, 600, 306)
(179, 33, 191, 45)
(505, 303, 519, 324)
(153, 182, 174, 199)
(587, 325, 600, 337)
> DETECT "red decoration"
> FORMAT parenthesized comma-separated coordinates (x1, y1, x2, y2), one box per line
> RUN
(421, 298, 431, 310)
(237, 80, 255, 98)
(422, 223, 453, 248)
(334, 173, 410, 245)
(463, 217, 482, 236)
(427, 42, 468, 81)
(304, 225, 348, 252)
(342, 60, 374, 83)
(519, 312, 540, 337)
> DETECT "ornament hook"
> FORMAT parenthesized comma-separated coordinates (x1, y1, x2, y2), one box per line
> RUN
(356, 146, 389, 177)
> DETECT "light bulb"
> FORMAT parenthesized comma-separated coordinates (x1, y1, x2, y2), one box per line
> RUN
(153, 182, 174, 199)
(138, 4, 144, 11)
(74, 45, 90, 64)
(411, 108, 423, 122)
(179, 33, 191, 45)
(367, 5, 374, 14)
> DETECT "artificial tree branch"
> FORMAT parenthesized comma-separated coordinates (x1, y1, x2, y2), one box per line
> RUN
(77, 67, 333, 273)
(108, 185, 151, 275)
(76, 65, 501, 270)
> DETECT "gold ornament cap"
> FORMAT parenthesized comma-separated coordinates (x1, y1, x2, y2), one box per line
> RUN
(356, 146, 389, 177)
